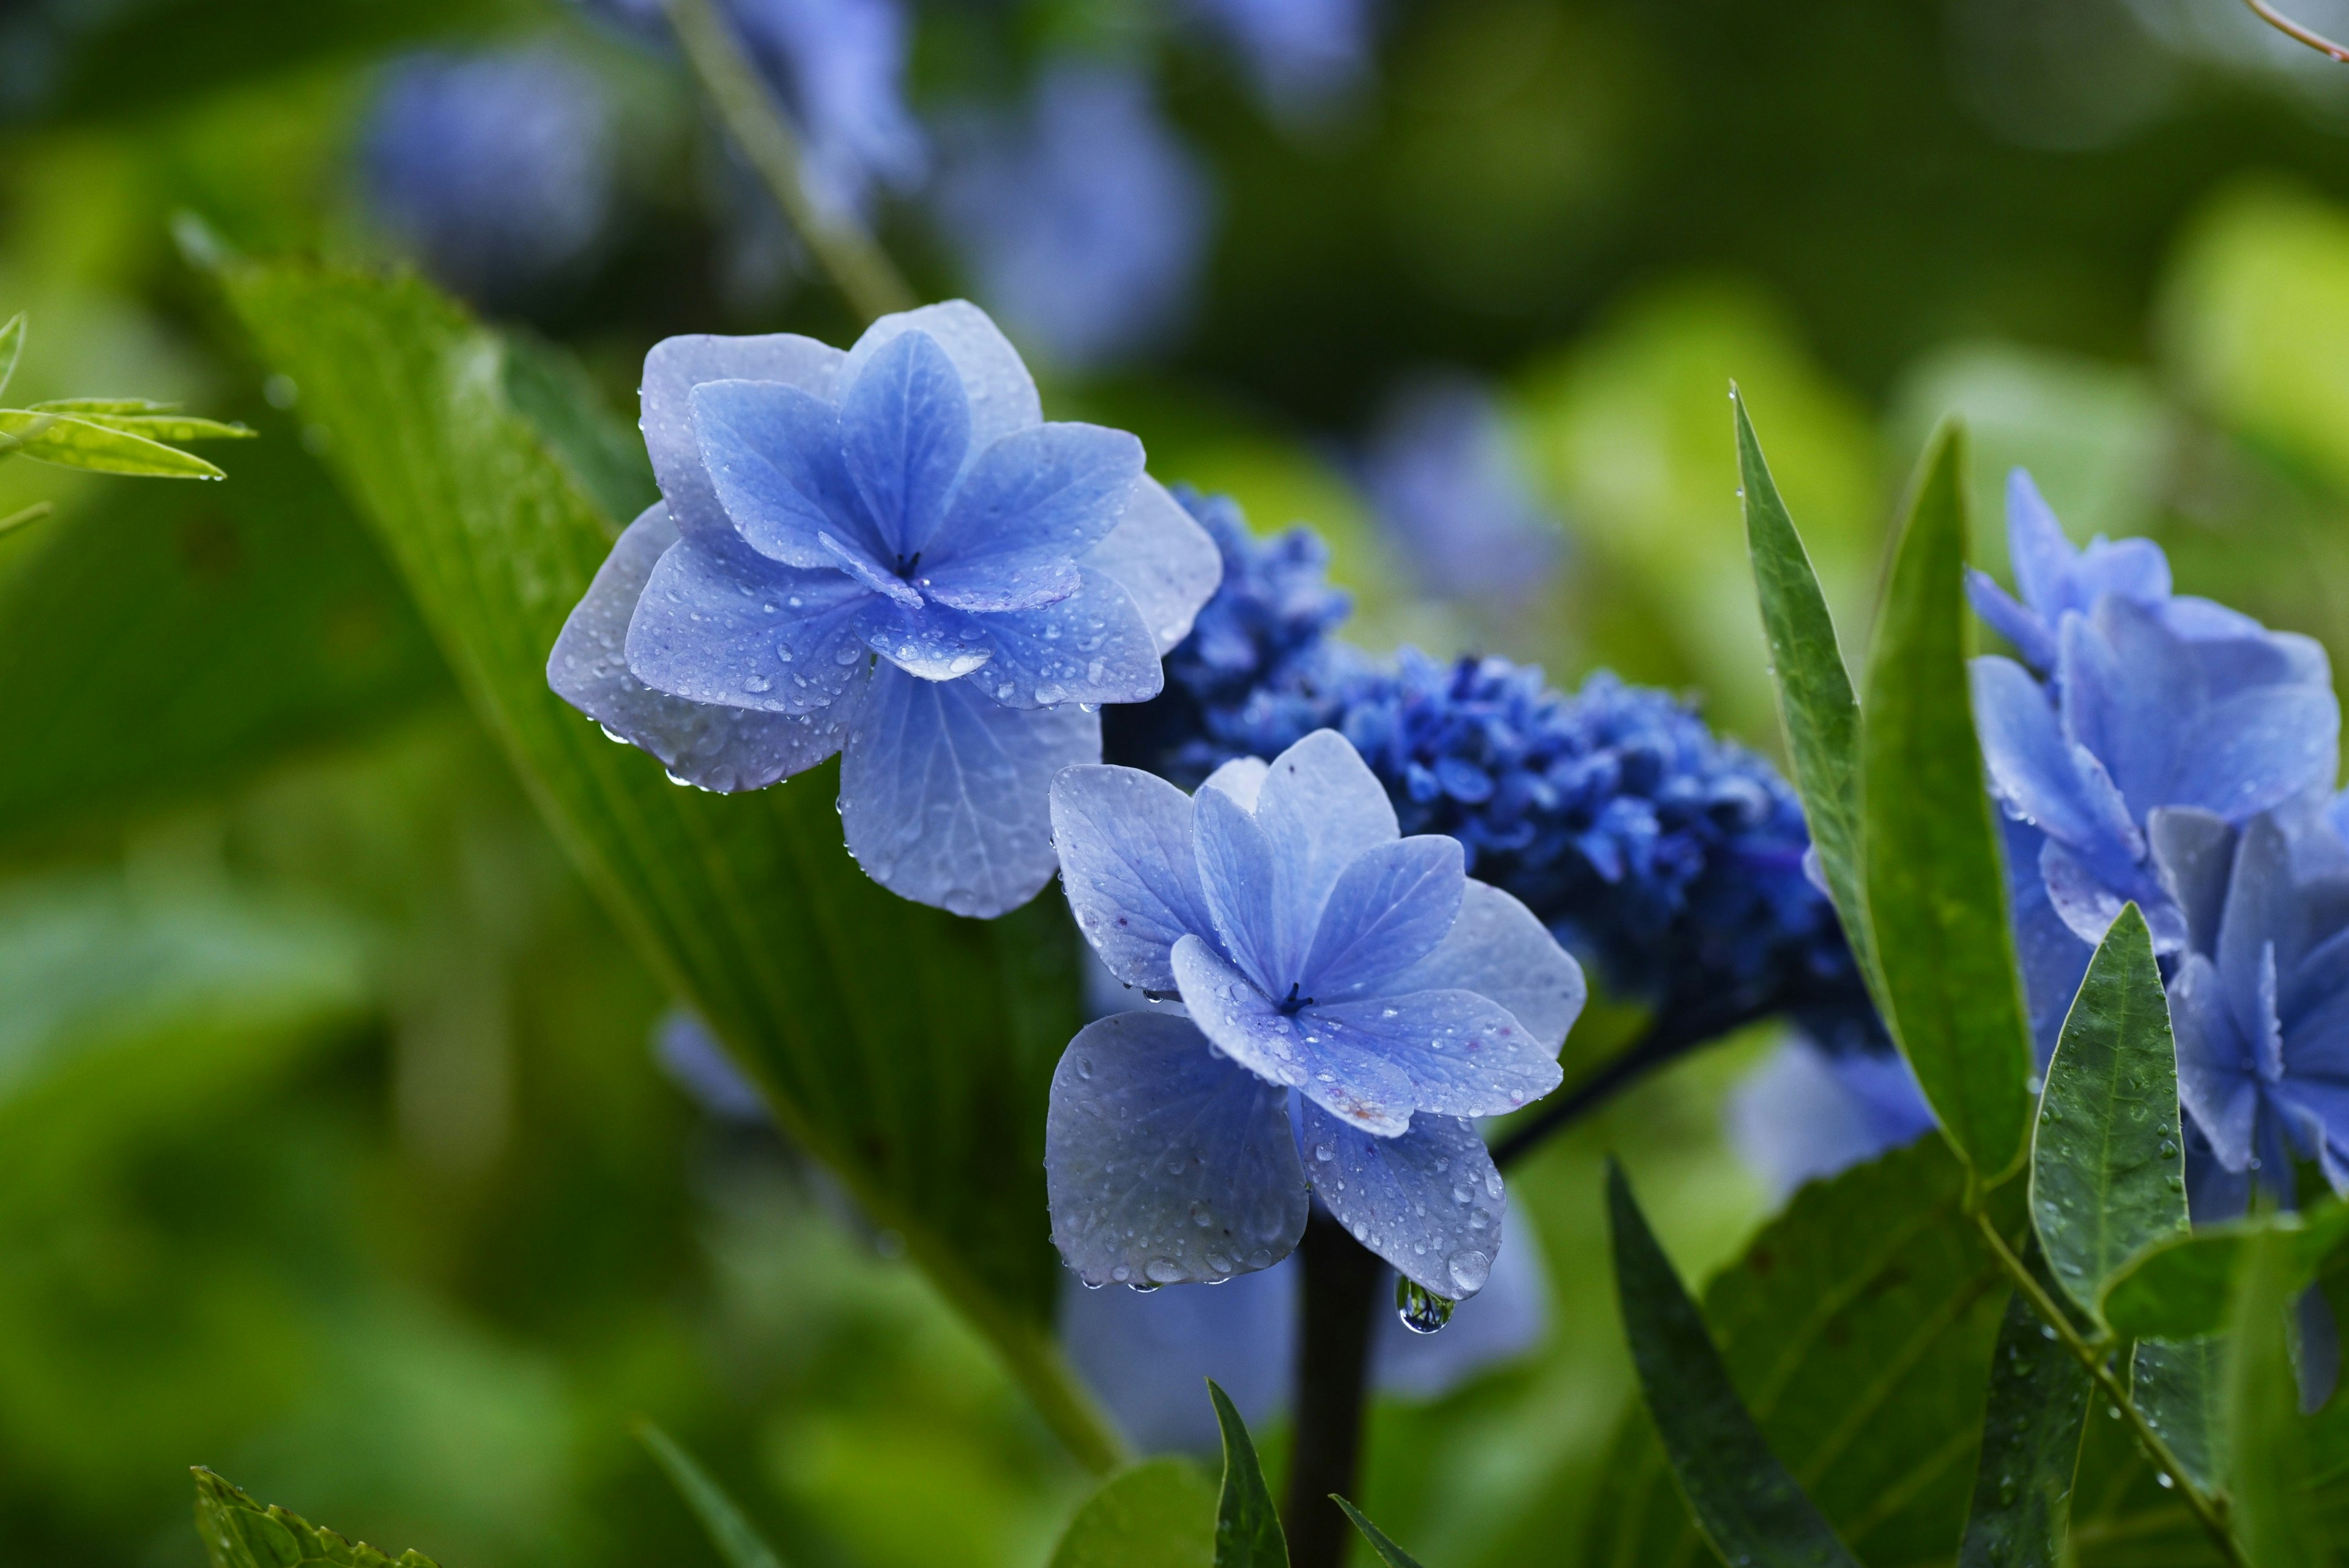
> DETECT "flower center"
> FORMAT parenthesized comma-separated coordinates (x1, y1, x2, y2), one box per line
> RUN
(894, 550, 922, 581)
(1275, 981, 1313, 1016)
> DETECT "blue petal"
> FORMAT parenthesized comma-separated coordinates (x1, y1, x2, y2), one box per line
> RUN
(1058, 1263, 1293, 1453)
(842, 300, 1042, 453)
(1972, 656, 2126, 852)
(1203, 756, 1269, 810)
(1383, 880, 1586, 1054)
(1190, 789, 1290, 995)
(2039, 834, 2180, 953)
(2171, 685, 2342, 825)
(1050, 764, 1214, 994)
(2172, 952, 2260, 1171)
(1082, 476, 1224, 655)
(1302, 989, 1564, 1120)
(839, 663, 1097, 916)
(2149, 808, 2238, 960)
(623, 532, 870, 715)
(2005, 468, 2079, 615)
(854, 598, 995, 680)
(691, 377, 886, 567)
(1044, 1010, 1308, 1286)
(921, 423, 1145, 611)
(1965, 568, 2056, 672)
(839, 328, 970, 561)
(967, 567, 1163, 707)
(1299, 1102, 1506, 1299)
(2069, 535, 2172, 614)
(2001, 817, 2095, 1067)
(549, 503, 849, 789)
(640, 332, 844, 543)
(820, 529, 922, 608)
(1299, 836, 1464, 1000)
(2219, 814, 2304, 1049)
(1726, 1039, 1936, 1203)
(1254, 730, 1402, 986)
(1172, 934, 1416, 1134)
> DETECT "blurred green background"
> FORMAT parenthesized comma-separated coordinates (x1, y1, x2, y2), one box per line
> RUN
(6, 0, 2349, 1564)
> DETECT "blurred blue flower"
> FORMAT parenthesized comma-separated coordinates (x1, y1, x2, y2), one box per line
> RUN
(547, 300, 1222, 917)
(934, 62, 1214, 370)
(1045, 731, 1586, 1296)
(1179, 0, 1375, 119)
(2154, 800, 2349, 1214)
(1726, 1036, 1938, 1202)
(1359, 377, 1562, 604)
(653, 1008, 770, 1123)
(361, 47, 617, 307)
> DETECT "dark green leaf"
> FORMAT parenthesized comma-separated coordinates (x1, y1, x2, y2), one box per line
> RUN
(1589, 1140, 2019, 1568)
(2031, 904, 2188, 1321)
(2103, 1206, 2349, 1342)
(1861, 421, 2033, 1181)
(1051, 1460, 1217, 1568)
(638, 1423, 785, 1568)
(2132, 1336, 2227, 1495)
(2225, 1227, 2325, 1567)
(1333, 1498, 1429, 1568)
(1735, 388, 1881, 1011)
(1958, 1238, 2093, 1568)
(1606, 1159, 1862, 1568)
(1209, 1381, 1287, 1568)
(193, 1466, 441, 1568)
(0, 408, 228, 477)
(213, 258, 1118, 1471)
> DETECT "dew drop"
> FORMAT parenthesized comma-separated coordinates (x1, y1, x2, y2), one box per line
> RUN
(1146, 1257, 1186, 1284)
(1396, 1276, 1457, 1335)
(1446, 1249, 1491, 1295)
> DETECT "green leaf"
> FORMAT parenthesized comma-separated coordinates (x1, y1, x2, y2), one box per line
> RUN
(1606, 1159, 1862, 1568)
(499, 332, 661, 530)
(1589, 1140, 2021, 1568)
(2102, 1206, 2349, 1341)
(1209, 1381, 1287, 1568)
(0, 313, 21, 400)
(0, 408, 227, 477)
(2225, 1227, 2326, 1567)
(1051, 1460, 1217, 1568)
(1957, 1238, 2093, 1568)
(193, 1466, 441, 1568)
(24, 396, 180, 414)
(2132, 1335, 2228, 1495)
(1861, 420, 2033, 1181)
(213, 257, 1120, 1472)
(39, 410, 255, 444)
(2030, 904, 2188, 1323)
(638, 1423, 785, 1568)
(1332, 1498, 1429, 1568)
(1734, 387, 1881, 1011)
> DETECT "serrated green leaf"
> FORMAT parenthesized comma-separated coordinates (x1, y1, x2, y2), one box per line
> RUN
(1589, 1140, 2020, 1568)
(0, 314, 21, 400)
(2226, 1228, 2326, 1567)
(639, 1424, 785, 1568)
(2102, 1206, 2349, 1342)
(193, 1467, 442, 1568)
(1050, 1459, 1217, 1568)
(1735, 388, 1882, 1012)
(1861, 421, 2033, 1181)
(1209, 1381, 1286, 1568)
(0, 409, 226, 477)
(213, 257, 1120, 1473)
(2032, 904, 2188, 1323)
(1606, 1159, 1862, 1568)
(1332, 1498, 1429, 1568)
(1958, 1238, 2093, 1568)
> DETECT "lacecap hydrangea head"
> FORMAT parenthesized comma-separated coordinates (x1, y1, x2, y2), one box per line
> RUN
(1044, 730, 1585, 1299)
(547, 300, 1222, 917)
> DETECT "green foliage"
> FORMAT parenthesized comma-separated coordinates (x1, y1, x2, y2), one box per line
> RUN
(210, 257, 1117, 1471)
(2224, 1230, 2328, 1566)
(193, 1467, 442, 1568)
(1860, 422, 2033, 1183)
(1209, 1382, 1286, 1568)
(1604, 1159, 1860, 1568)
(639, 1425, 784, 1568)
(1333, 1497, 1430, 1568)
(2103, 1207, 2349, 1341)
(0, 314, 21, 398)
(2131, 1336, 2228, 1497)
(1956, 1241, 2092, 1568)
(2030, 905, 2189, 1323)
(1050, 1460, 1217, 1568)
(0, 314, 252, 479)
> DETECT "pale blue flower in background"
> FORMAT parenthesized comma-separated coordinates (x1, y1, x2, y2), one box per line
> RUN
(934, 63, 1214, 370)
(1726, 1035, 1937, 1203)
(654, 1008, 771, 1124)
(361, 47, 617, 307)
(1359, 377, 1562, 604)
(547, 300, 1222, 916)
(1179, 0, 1375, 120)
(1044, 730, 1585, 1297)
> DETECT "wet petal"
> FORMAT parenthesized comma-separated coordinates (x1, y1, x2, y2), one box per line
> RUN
(1190, 787, 1288, 994)
(967, 568, 1163, 707)
(1965, 568, 2056, 673)
(1299, 1102, 1506, 1299)
(1050, 764, 1214, 994)
(623, 532, 870, 716)
(1171, 934, 1415, 1134)
(1304, 989, 1564, 1120)
(691, 378, 885, 568)
(2172, 953, 2260, 1172)
(1203, 756, 1268, 810)
(2170, 684, 2342, 823)
(1082, 476, 1223, 655)
(838, 328, 970, 561)
(2149, 808, 2238, 960)
(1254, 730, 1401, 979)
(1972, 656, 2124, 851)
(2005, 468, 2080, 616)
(1300, 836, 1465, 1000)
(842, 300, 1042, 453)
(640, 331, 844, 543)
(1057, 1264, 1293, 1454)
(922, 423, 1145, 611)
(1384, 880, 1585, 1054)
(854, 598, 995, 681)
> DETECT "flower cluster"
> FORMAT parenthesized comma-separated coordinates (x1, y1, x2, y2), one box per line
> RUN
(547, 300, 1220, 917)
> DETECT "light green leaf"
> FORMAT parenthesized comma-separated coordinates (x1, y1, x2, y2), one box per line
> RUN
(1051, 1460, 1216, 1568)
(2133, 1335, 2227, 1495)
(1606, 1159, 1862, 1568)
(1735, 388, 1881, 1012)
(1861, 421, 2033, 1181)
(0, 408, 226, 477)
(1333, 1498, 1428, 1568)
(213, 257, 1120, 1472)
(42, 410, 254, 444)
(1589, 1139, 2019, 1568)
(1209, 1381, 1286, 1568)
(0, 313, 21, 400)
(1957, 1238, 2093, 1568)
(639, 1424, 785, 1568)
(2226, 1227, 2326, 1567)
(2031, 904, 2187, 1321)
(24, 396, 181, 414)
(193, 1467, 441, 1568)
(2102, 1206, 2349, 1342)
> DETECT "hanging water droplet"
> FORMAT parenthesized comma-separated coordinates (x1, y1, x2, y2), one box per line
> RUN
(1396, 1276, 1456, 1335)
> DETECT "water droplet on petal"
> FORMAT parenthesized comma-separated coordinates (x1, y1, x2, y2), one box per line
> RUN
(1447, 1249, 1491, 1295)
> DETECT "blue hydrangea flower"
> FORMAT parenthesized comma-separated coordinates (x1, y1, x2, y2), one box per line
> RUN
(933, 62, 1214, 370)
(547, 300, 1222, 916)
(1179, 0, 1375, 119)
(1727, 1036, 1938, 1202)
(1045, 731, 1586, 1296)
(1359, 377, 1562, 604)
(2153, 801, 2349, 1214)
(362, 48, 617, 307)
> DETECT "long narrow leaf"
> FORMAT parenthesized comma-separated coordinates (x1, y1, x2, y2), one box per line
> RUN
(1208, 1381, 1286, 1568)
(0, 314, 21, 399)
(1956, 1239, 2091, 1568)
(0, 409, 226, 477)
(637, 1424, 785, 1568)
(1333, 1499, 1428, 1568)
(1860, 422, 2033, 1181)
(45, 410, 254, 444)
(2226, 1228, 2325, 1566)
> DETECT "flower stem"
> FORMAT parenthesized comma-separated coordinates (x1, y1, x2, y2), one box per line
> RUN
(2240, 0, 2349, 62)
(661, 0, 917, 325)
(0, 500, 53, 536)
(1969, 1210, 2246, 1567)
(1287, 1211, 1383, 1568)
